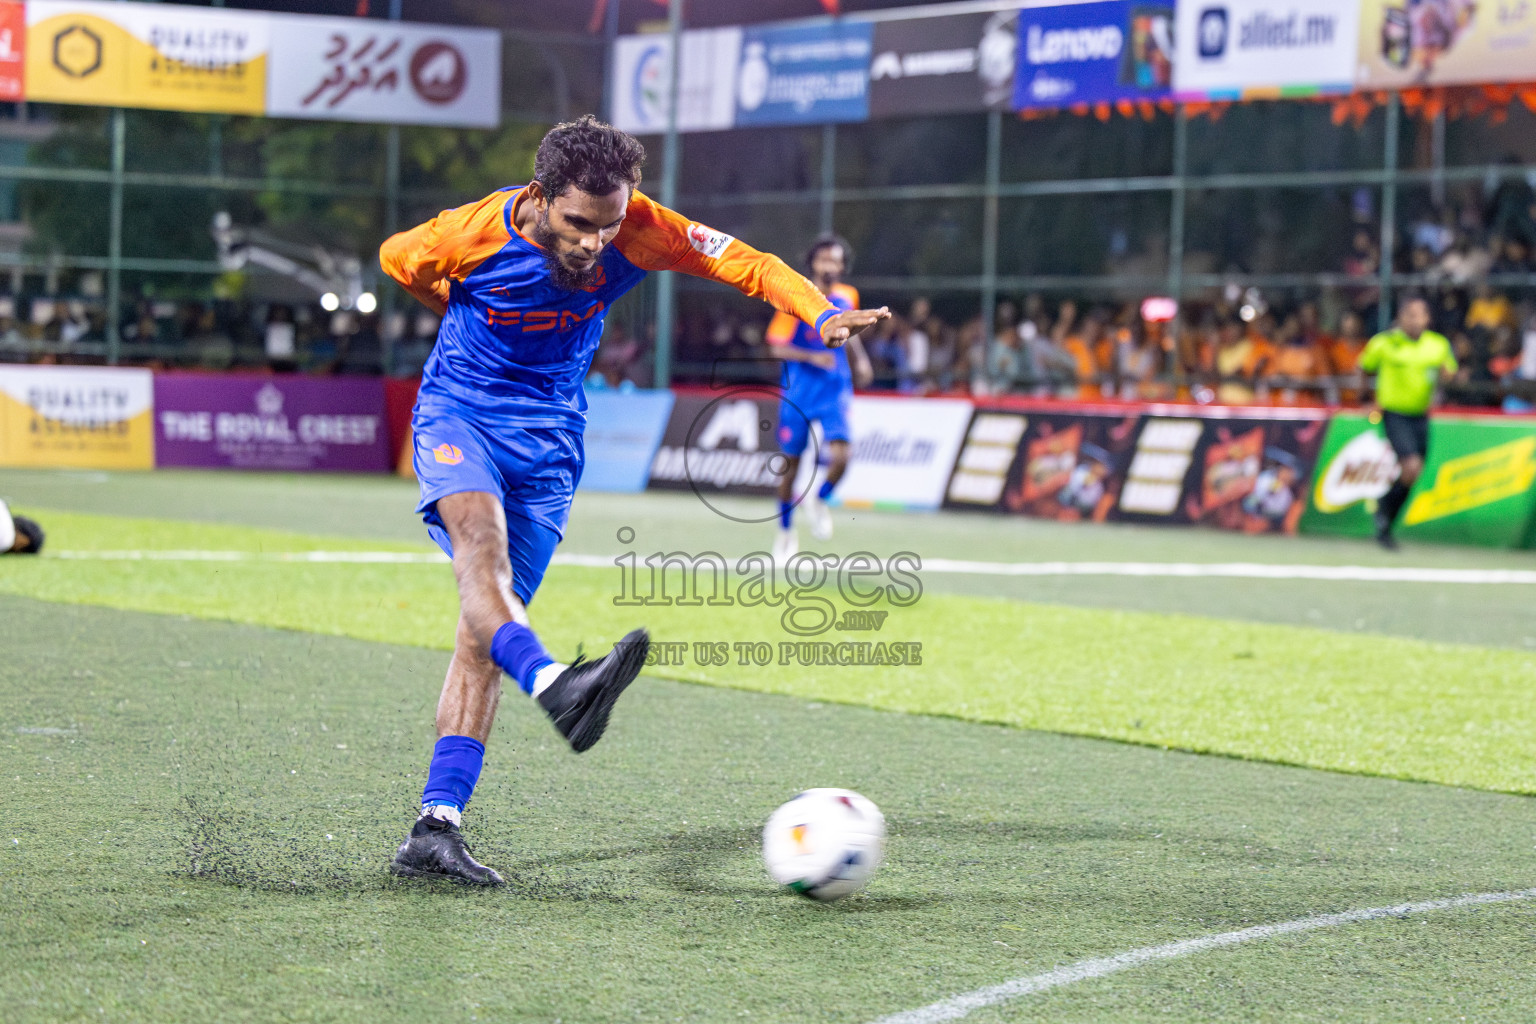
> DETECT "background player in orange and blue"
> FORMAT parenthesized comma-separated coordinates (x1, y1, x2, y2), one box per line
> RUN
(378, 115, 891, 885)
(766, 234, 873, 562)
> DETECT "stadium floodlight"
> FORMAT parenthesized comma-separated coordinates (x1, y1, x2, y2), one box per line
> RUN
(356, 292, 378, 314)
(320, 292, 341, 312)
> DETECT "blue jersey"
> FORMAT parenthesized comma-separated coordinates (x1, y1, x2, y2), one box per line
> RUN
(381, 186, 837, 432)
(766, 282, 858, 409)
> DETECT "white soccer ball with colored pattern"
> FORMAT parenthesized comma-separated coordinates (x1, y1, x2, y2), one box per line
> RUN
(763, 788, 885, 901)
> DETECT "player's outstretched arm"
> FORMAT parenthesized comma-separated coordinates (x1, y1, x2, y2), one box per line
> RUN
(380, 191, 512, 316)
(615, 191, 877, 332)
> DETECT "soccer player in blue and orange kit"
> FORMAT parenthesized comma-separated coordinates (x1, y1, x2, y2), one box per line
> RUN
(765, 235, 873, 564)
(379, 116, 889, 885)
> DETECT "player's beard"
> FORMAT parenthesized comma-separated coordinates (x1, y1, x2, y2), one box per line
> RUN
(533, 215, 603, 292)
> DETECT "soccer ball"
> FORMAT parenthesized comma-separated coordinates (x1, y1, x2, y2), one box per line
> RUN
(762, 788, 885, 901)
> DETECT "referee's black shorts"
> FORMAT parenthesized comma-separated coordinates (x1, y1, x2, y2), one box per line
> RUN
(1381, 410, 1430, 462)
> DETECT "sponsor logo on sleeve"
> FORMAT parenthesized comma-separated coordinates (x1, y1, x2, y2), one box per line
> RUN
(687, 223, 734, 259)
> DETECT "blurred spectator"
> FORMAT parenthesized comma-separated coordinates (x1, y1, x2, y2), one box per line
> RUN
(1486, 156, 1536, 253)
(1215, 317, 1272, 404)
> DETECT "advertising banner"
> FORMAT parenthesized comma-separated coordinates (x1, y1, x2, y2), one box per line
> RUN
(946, 403, 1328, 535)
(1357, 0, 1536, 89)
(946, 407, 1142, 520)
(579, 388, 675, 494)
(1014, 1, 1175, 112)
(154, 374, 389, 473)
(1111, 411, 1328, 533)
(834, 396, 973, 511)
(1174, 0, 1360, 98)
(610, 28, 741, 135)
(735, 21, 873, 127)
(0, 2, 25, 102)
(26, 0, 269, 114)
(0, 365, 154, 469)
(1301, 412, 1536, 548)
(649, 388, 784, 497)
(266, 15, 499, 128)
(869, 10, 1017, 118)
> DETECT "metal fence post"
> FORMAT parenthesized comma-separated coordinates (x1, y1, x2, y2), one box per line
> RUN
(381, 0, 403, 374)
(1167, 108, 1188, 305)
(652, 0, 683, 389)
(980, 109, 1002, 381)
(1378, 93, 1400, 333)
(106, 108, 125, 364)
(819, 123, 836, 235)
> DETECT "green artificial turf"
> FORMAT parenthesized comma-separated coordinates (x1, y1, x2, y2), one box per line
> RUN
(5, 508, 1536, 795)
(5, 595, 1536, 1024)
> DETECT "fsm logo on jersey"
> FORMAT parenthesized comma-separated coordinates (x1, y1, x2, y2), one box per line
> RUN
(1013, 0, 1174, 111)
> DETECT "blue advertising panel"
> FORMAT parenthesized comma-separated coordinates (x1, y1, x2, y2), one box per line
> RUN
(578, 388, 676, 493)
(1014, 0, 1175, 111)
(735, 21, 874, 127)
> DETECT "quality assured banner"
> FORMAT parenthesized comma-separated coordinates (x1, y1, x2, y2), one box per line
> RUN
(1174, 0, 1360, 98)
(735, 21, 873, 127)
(0, 364, 154, 469)
(1357, 0, 1536, 89)
(1014, 0, 1175, 111)
(27, 0, 269, 114)
(23, 0, 498, 125)
(154, 373, 389, 473)
(869, 10, 1017, 118)
(610, 27, 741, 135)
(1301, 411, 1536, 548)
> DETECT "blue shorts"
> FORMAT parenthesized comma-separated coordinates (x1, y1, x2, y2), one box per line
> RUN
(412, 404, 584, 605)
(777, 388, 851, 458)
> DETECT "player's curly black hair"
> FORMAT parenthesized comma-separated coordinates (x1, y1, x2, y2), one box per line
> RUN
(804, 233, 854, 273)
(533, 115, 646, 200)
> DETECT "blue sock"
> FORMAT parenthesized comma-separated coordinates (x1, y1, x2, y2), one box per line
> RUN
(818, 478, 837, 501)
(490, 621, 554, 695)
(421, 734, 485, 812)
(779, 501, 794, 529)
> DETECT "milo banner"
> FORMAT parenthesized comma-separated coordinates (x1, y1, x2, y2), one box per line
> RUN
(154, 373, 389, 473)
(1301, 412, 1536, 548)
(0, 364, 155, 469)
(946, 403, 1327, 535)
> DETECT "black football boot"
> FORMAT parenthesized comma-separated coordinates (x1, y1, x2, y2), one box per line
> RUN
(390, 815, 504, 886)
(537, 628, 650, 753)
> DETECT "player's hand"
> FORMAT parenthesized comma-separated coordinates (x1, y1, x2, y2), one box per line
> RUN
(808, 351, 837, 371)
(820, 307, 890, 349)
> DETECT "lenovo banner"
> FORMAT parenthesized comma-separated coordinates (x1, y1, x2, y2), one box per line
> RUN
(154, 374, 389, 473)
(1301, 412, 1536, 549)
(1174, 0, 1360, 98)
(1014, 1, 1175, 111)
(868, 10, 1017, 118)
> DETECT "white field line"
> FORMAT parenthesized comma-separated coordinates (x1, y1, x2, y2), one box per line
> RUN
(869, 887, 1536, 1024)
(43, 550, 1536, 584)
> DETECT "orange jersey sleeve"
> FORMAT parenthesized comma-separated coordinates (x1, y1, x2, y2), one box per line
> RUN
(379, 190, 513, 316)
(765, 312, 799, 346)
(614, 190, 835, 328)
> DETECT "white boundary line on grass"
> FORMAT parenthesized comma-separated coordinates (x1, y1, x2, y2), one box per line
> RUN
(868, 887, 1536, 1024)
(45, 550, 1536, 584)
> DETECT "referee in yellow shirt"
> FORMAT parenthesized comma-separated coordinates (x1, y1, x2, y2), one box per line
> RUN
(1358, 296, 1458, 550)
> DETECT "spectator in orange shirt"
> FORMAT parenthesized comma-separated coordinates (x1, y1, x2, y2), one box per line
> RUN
(1215, 317, 1273, 403)
(1327, 310, 1370, 405)
(1269, 313, 1328, 406)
